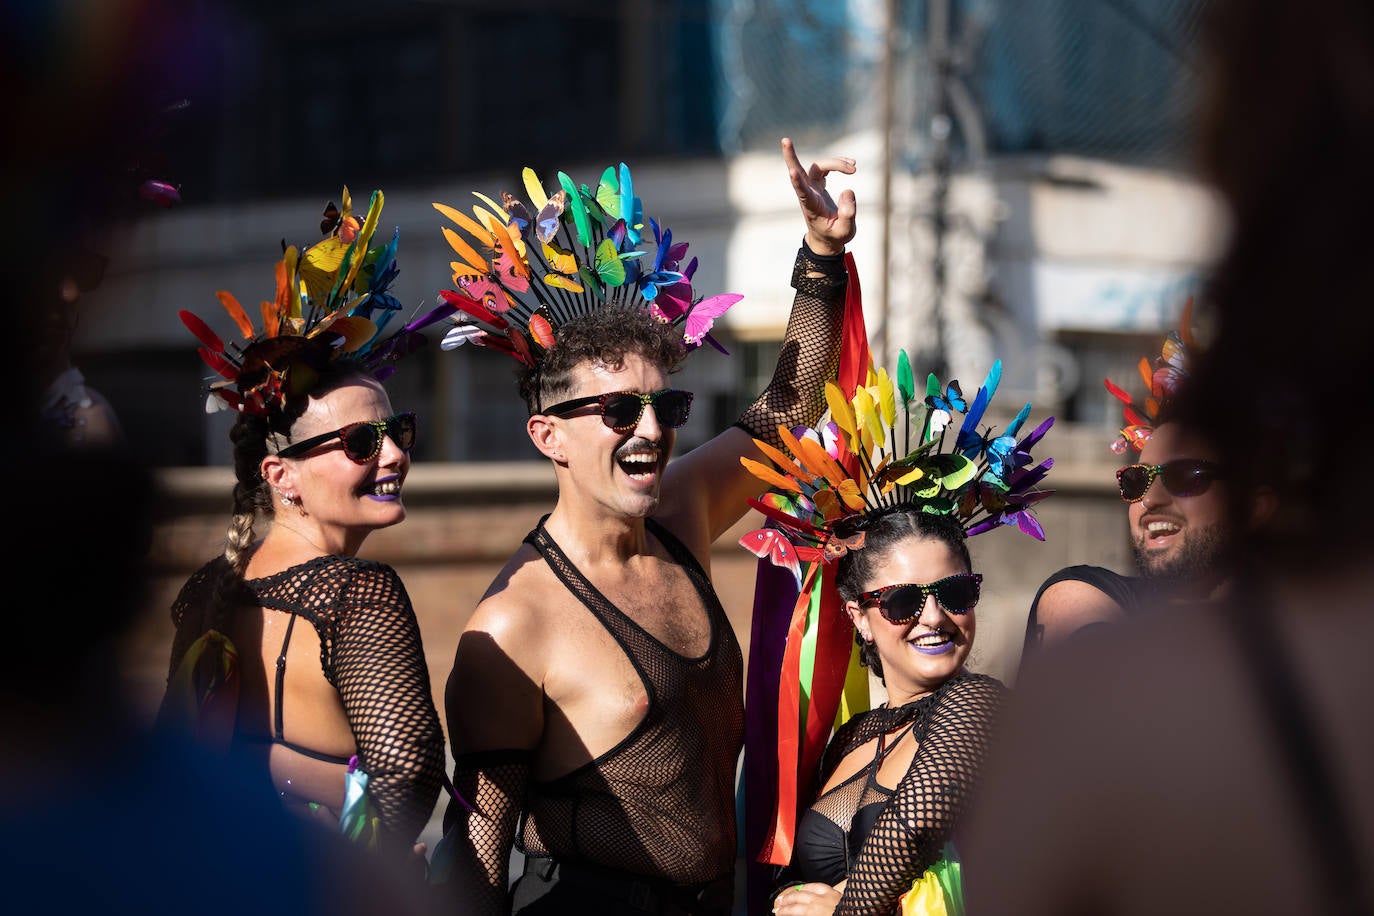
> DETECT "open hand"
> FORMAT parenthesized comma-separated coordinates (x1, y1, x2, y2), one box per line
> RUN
(782, 137, 857, 257)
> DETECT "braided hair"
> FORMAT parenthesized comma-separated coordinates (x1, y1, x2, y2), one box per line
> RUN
(834, 509, 972, 679)
(202, 359, 370, 638)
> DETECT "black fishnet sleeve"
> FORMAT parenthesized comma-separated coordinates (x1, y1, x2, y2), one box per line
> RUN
(165, 560, 217, 682)
(438, 750, 531, 916)
(837, 675, 1006, 915)
(331, 563, 445, 849)
(734, 242, 849, 450)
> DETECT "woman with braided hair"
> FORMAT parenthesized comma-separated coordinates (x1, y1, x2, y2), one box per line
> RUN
(158, 189, 448, 866)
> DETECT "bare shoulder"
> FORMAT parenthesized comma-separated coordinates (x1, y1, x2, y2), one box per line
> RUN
(1037, 579, 1127, 647)
(445, 543, 555, 751)
(461, 542, 558, 664)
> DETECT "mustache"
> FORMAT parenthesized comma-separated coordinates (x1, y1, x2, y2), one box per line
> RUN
(615, 437, 661, 460)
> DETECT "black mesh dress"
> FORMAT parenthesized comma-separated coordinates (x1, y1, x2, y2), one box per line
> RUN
(167, 554, 446, 846)
(777, 672, 1006, 915)
(445, 518, 744, 915)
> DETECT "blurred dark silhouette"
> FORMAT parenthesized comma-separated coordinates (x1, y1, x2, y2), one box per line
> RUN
(1, 3, 437, 912)
(962, 1, 1374, 913)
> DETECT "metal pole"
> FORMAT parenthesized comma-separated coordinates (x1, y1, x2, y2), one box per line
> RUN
(877, 0, 897, 365)
(928, 0, 951, 380)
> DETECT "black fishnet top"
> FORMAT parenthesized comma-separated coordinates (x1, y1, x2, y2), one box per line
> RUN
(167, 554, 445, 846)
(734, 244, 849, 450)
(778, 672, 1005, 915)
(444, 517, 744, 911)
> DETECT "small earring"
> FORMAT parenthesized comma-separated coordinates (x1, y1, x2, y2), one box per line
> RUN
(276, 490, 295, 507)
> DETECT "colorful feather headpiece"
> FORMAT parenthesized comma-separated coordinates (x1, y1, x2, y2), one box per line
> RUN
(180, 187, 457, 415)
(432, 162, 743, 367)
(1104, 297, 1195, 454)
(736, 349, 1054, 872)
(739, 352, 1057, 583)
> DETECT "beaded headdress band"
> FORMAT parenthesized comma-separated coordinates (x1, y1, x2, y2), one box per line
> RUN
(1104, 297, 1195, 454)
(432, 162, 742, 369)
(739, 352, 1056, 582)
(180, 187, 456, 415)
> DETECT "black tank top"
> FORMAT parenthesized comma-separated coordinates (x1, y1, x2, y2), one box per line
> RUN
(518, 516, 745, 884)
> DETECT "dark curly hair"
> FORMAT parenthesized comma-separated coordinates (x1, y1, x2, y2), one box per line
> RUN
(833, 508, 972, 678)
(517, 305, 687, 414)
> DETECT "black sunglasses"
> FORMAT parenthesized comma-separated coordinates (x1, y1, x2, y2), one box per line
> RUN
(278, 412, 417, 464)
(1116, 459, 1222, 503)
(543, 389, 693, 433)
(859, 573, 983, 623)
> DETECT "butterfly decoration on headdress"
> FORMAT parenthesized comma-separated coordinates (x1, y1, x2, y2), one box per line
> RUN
(740, 350, 1056, 562)
(1104, 297, 1195, 454)
(433, 163, 743, 367)
(179, 186, 457, 414)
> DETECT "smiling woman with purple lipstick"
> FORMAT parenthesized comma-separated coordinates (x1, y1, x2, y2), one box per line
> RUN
(742, 350, 1056, 915)
(157, 187, 450, 869)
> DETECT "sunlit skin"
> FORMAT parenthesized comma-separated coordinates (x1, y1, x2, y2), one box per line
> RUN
(774, 534, 976, 916)
(1128, 420, 1228, 590)
(845, 535, 976, 706)
(541, 354, 676, 531)
(257, 376, 410, 565)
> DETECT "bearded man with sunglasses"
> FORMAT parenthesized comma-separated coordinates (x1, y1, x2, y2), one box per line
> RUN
(436, 139, 858, 916)
(1023, 412, 1273, 666)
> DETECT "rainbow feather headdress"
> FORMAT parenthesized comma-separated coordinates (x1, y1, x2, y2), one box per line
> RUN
(433, 163, 742, 367)
(1104, 297, 1196, 454)
(736, 350, 1055, 870)
(740, 351, 1057, 582)
(179, 187, 457, 415)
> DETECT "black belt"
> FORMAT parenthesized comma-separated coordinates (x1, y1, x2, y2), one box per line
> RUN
(517, 855, 734, 915)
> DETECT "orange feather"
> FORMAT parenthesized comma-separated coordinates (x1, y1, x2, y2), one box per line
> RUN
(441, 226, 489, 273)
(432, 202, 495, 248)
(741, 457, 804, 494)
(216, 291, 255, 339)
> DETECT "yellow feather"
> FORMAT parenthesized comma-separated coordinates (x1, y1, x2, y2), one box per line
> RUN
(875, 368, 896, 429)
(522, 166, 549, 210)
(853, 386, 885, 452)
(472, 192, 511, 230)
(282, 247, 300, 320)
(826, 382, 857, 440)
(339, 190, 383, 294)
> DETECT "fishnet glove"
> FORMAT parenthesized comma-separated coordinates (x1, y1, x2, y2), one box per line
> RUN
(837, 675, 1005, 915)
(333, 564, 445, 850)
(439, 750, 531, 916)
(734, 243, 848, 450)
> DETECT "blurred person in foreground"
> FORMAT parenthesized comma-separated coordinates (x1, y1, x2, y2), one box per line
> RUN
(431, 139, 856, 914)
(738, 351, 1055, 915)
(158, 188, 452, 870)
(962, 0, 1374, 912)
(2, 3, 442, 912)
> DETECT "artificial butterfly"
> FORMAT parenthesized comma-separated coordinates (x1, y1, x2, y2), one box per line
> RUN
(320, 200, 341, 235)
(739, 527, 804, 587)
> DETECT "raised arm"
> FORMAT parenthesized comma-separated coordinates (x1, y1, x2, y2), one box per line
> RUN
(664, 137, 858, 546)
